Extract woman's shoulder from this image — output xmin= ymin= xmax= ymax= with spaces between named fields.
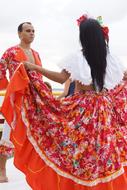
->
xmin=105 ymin=51 xmax=126 ymax=89
xmin=58 ymin=50 xmax=91 ymax=85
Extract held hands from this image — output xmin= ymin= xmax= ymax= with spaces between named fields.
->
xmin=23 ymin=61 xmax=43 ymax=74
xmin=23 ymin=61 xmax=36 ymax=70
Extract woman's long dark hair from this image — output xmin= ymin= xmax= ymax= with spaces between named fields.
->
xmin=79 ymin=18 xmax=107 ymax=92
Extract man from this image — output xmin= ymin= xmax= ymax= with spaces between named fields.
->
xmin=0 ymin=22 xmax=42 ymax=182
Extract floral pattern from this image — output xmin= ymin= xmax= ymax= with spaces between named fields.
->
xmin=20 ymin=71 xmax=127 ymax=185
xmin=0 ymin=46 xmax=42 ymax=156
xmin=0 ymin=144 xmax=14 ymax=158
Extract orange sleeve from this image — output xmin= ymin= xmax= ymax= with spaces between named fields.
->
xmin=0 ymin=50 xmax=9 ymax=90
xmin=0 ymin=78 xmax=8 ymax=90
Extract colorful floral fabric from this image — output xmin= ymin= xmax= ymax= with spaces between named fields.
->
xmin=2 ymin=63 xmax=127 ymax=190
xmin=0 ymin=45 xmax=42 ymax=81
xmin=0 ymin=144 xmax=14 ymax=158
xmin=0 ymin=46 xmax=42 ymax=156
xmin=22 ymin=73 xmax=127 ymax=186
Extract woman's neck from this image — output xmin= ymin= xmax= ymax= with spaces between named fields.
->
xmin=19 ymin=42 xmax=31 ymax=50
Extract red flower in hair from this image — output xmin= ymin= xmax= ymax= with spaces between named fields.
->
xmin=102 ymin=26 xmax=109 ymax=42
xmin=77 ymin=14 xmax=88 ymax=26
xmin=77 ymin=14 xmax=109 ymax=41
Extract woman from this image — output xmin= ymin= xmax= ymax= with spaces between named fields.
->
xmin=57 ymin=79 xmax=75 ymax=99
xmin=1 ymin=15 xmax=127 ymax=190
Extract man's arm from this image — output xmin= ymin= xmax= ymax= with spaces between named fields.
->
xmin=0 ymin=51 xmax=9 ymax=90
xmin=24 ymin=61 xmax=70 ymax=84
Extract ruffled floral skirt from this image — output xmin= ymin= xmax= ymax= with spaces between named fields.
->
xmin=1 ymin=64 xmax=127 ymax=190
xmin=0 ymin=116 xmax=14 ymax=158
xmin=0 ymin=142 xmax=14 ymax=158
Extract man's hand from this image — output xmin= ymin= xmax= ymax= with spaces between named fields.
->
xmin=23 ymin=61 xmax=36 ymax=70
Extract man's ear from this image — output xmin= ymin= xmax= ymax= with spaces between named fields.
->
xmin=18 ymin=31 xmax=22 ymax=39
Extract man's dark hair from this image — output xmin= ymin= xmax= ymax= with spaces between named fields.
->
xmin=18 ymin=22 xmax=32 ymax=32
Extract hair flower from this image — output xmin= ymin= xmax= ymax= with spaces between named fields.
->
xmin=97 ymin=16 xmax=109 ymax=42
xmin=77 ymin=14 xmax=88 ymax=26
xmin=77 ymin=14 xmax=109 ymax=42
xmin=102 ymin=26 xmax=109 ymax=42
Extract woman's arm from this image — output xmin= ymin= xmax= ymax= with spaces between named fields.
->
xmin=24 ymin=61 xmax=70 ymax=84
xmin=57 ymin=79 xmax=71 ymax=99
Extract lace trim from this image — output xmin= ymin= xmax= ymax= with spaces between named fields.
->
xmin=58 ymin=52 xmax=125 ymax=90
xmin=0 ymin=139 xmax=14 ymax=148
xmin=21 ymin=107 xmax=126 ymax=187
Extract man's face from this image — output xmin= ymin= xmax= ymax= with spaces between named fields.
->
xmin=19 ymin=23 xmax=35 ymax=44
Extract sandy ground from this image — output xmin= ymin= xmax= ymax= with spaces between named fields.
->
xmin=0 ymin=158 xmax=31 ymax=190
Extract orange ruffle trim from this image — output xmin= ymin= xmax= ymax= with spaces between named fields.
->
xmin=1 ymin=63 xmax=127 ymax=190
